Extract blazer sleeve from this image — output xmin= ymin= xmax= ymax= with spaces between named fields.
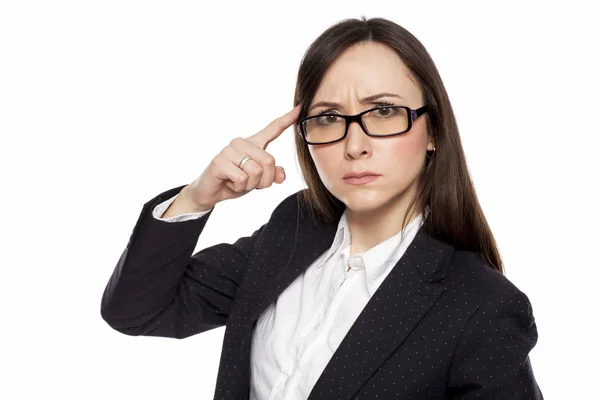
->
xmin=100 ymin=184 xmax=266 ymax=339
xmin=446 ymin=287 xmax=544 ymax=399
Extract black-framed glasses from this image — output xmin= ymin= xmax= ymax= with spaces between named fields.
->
xmin=297 ymin=105 xmax=428 ymax=145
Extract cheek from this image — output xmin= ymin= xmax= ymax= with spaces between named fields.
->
xmin=383 ymin=133 xmax=426 ymax=172
xmin=309 ymin=146 xmax=338 ymax=184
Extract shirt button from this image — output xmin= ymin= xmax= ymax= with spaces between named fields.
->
xmin=348 ymin=255 xmax=364 ymax=270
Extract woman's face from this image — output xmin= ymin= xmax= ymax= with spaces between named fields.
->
xmin=307 ymin=41 xmax=435 ymax=215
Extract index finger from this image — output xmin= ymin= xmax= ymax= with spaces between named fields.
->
xmin=249 ymin=104 xmax=302 ymax=149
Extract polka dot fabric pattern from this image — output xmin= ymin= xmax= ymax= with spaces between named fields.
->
xmin=100 ymin=185 xmax=543 ymax=399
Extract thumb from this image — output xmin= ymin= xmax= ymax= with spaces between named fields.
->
xmin=273 ymin=166 xmax=286 ymax=184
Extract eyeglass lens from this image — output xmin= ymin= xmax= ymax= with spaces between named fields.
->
xmin=302 ymin=107 xmax=409 ymax=143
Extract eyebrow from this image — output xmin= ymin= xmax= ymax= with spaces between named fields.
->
xmin=309 ymin=92 xmax=404 ymax=111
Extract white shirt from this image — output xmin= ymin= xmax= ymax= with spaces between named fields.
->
xmin=153 ymin=193 xmax=425 ymax=400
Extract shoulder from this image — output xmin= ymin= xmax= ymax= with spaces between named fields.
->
xmin=272 ymin=189 xmax=305 ymax=211
xmin=445 ymin=250 xmax=542 ymax=397
xmin=445 ymin=250 xmax=539 ymax=362
xmin=445 ymin=249 xmax=535 ymax=316
xmin=252 ymin=189 xmax=308 ymax=236
xmin=267 ymin=188 xmax=311 ymax=220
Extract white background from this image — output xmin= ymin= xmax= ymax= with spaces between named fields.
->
xmin=1 ymin=1 xmax=598 ymax=399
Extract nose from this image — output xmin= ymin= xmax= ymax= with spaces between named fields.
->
xmin=344 ymin=119 xmax=372 ymax=159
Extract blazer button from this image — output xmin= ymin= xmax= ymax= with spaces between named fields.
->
xmin=417 ymin=282 xmax=437 ymax=296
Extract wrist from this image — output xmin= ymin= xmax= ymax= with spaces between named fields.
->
xmin=181 ymin=185 xmax=214 ymax=213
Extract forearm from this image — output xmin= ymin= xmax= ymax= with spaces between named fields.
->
xmin=100 ymin=185 xmax=215 ymax=337
xmin=161 ymin=185 xmax=213 ymax=218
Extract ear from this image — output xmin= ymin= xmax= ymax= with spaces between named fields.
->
xmin=426 ymin=135 xmax=435 ymax=151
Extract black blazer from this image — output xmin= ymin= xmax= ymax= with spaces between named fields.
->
xmin=101 ymin=184 xmax=543 ymax=400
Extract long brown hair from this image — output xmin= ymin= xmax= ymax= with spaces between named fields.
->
xmin=292 ymin=17 xmax=503 ymax=273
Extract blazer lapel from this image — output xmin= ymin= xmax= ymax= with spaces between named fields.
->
xmin=247 ymin=199 xmax=340 ymax=322
xmin=243 ymin=195 xmax=455 ymax=400
xmin=306 ymin=228 xmax=454 ymax=399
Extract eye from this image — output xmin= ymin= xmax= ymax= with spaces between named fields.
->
xmin=369 ymin=106 xmax=398 ymax=118
xmin=316 ymin=114 xmax=342 ymax=125
xmin=314 ymin=109 xmax=343 ymax=125
xmin=376 ymin=107 xmax=392 ymax=117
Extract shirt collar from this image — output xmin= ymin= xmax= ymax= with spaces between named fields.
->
xmin=321 ymin=206 xmax=429 ymax=296
xmin=321 ymin=209 xmax=351 ymax=262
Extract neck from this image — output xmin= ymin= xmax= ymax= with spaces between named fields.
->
xmin=346 ymin=190 xmax=422 ymax=256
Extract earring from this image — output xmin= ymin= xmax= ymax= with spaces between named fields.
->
xmin=426 ymin=146 xmax=436 ymax=159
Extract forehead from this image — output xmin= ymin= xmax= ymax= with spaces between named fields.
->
xmin=313 ymin=41 xmax=422 ymax=104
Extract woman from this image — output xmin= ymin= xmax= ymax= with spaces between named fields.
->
xmin=101 ymin=17 xmax=543 ymax=399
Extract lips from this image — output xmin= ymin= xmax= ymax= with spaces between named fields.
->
xmin=343 ymin=171 xmax=379 ymax=179
xmin=343 ymin=174 xmax=380 ymax=185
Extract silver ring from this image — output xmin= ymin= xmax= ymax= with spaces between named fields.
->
xmin=238 ymin=155 xmax=252 ymax=170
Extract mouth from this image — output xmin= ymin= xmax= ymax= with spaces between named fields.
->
xmin=342 ymin=172 xmax=380 ymax=185
xmin=343 ymin=171 xmax=379 ymax=179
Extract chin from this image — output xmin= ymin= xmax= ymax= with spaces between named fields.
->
xmin=337 ymin=189 xmax=386 ymax=212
